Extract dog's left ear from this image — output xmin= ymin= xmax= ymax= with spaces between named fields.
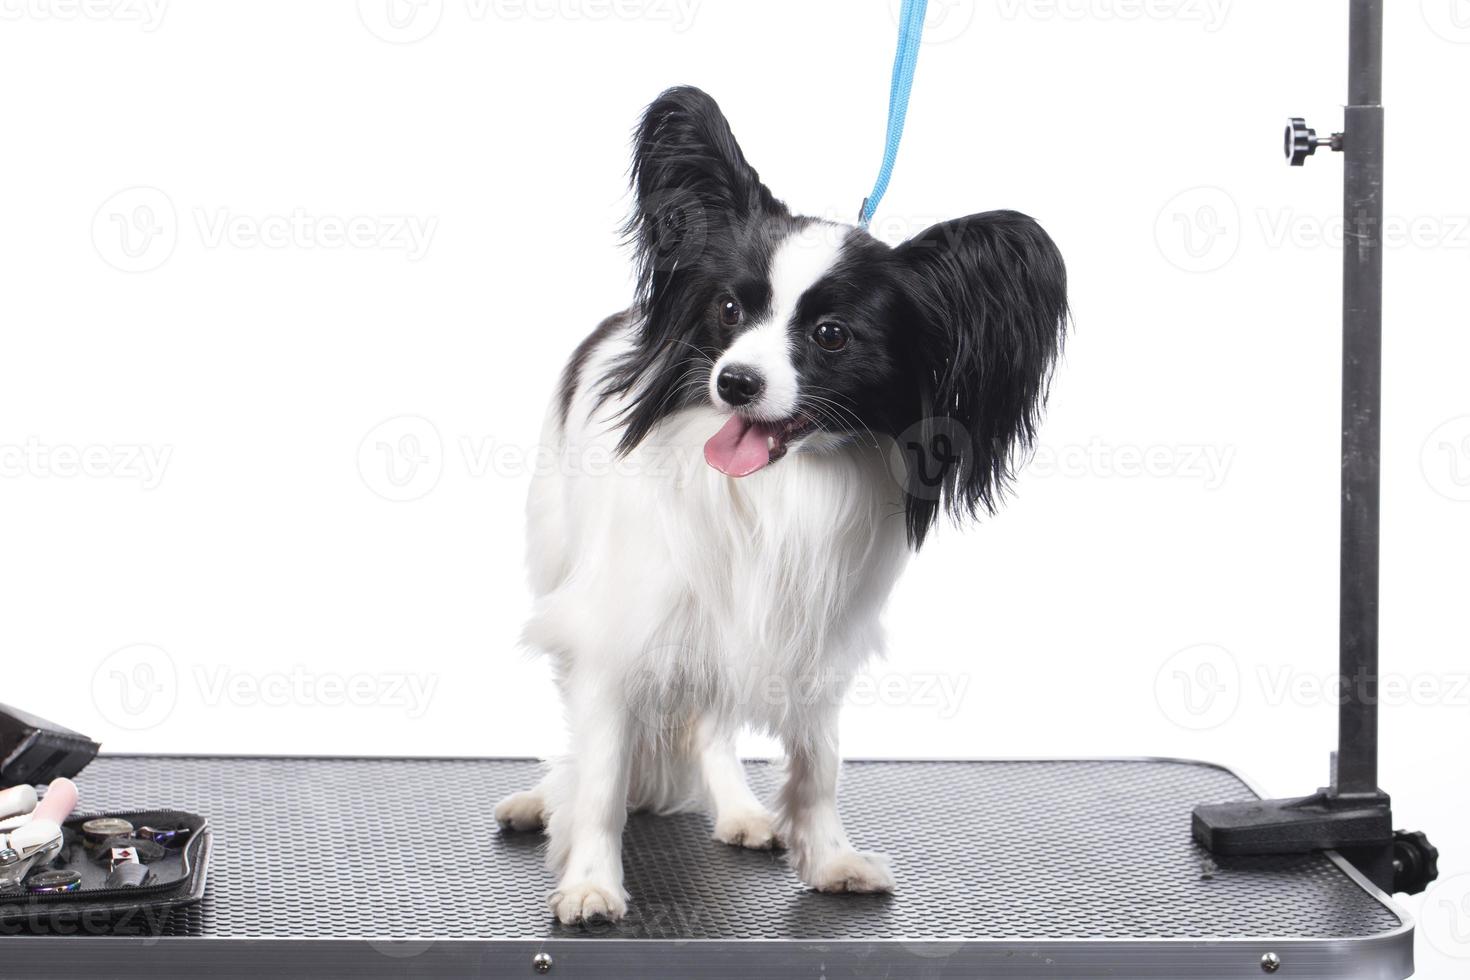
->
xmin=893 ymin=210 xmax=1068 ymax=547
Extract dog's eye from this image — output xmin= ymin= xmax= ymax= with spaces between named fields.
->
xmin=718 ymin=295 xmax=742 ymax=327
xmin=813 ymin=321 xmax=848 ymax=352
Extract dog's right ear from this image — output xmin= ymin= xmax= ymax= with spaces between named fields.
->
xmin=626 ymin=86 xmax=782 ymax=277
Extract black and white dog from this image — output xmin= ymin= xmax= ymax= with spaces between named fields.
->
xmin=496 ymin=86 xmax=1067 ymax=925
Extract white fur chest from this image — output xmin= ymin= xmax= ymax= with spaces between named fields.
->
xmin=524 ymin=399 xmax=909 ymax=735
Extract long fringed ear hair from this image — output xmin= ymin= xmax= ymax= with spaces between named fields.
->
xmin=893 ymin=210 xmax=1069 ymax=547
xmin=608 ymin=86 xmax=786 ymax=454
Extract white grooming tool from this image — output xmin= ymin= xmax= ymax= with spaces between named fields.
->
xmin=6 ymin=818 xmax=60 ymax=855
xmin=0 ymin=824 xmax=62 ymax=889
xmin=0 ymin=785 xmax=37 ymax=822
xmin=0 ymin=778 xmax=76 ymax=890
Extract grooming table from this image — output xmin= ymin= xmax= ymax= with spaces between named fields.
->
xmin=0 ymin=755 xmax=1412 ymax=979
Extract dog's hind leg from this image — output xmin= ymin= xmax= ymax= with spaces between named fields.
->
xmin=700 ymin=725 xmax=781 ymax=851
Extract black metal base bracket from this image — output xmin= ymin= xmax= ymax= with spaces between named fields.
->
xmin=1193 ymin=795 xmax=1439 ymax=896
xmin=1193 ymin=789 xmax=1392 ymax=857
xmin=1192 ymin=761 xmax=1438 ymax=896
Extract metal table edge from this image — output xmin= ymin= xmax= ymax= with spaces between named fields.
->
xmin=0 ymin=934 xmax=1415 ymax=980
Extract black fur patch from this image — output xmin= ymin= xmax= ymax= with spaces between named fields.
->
xmin=558 ymin=309 xmax=630 ymax=428
xmin=582 ymin=86 xmax=1069 ymax=548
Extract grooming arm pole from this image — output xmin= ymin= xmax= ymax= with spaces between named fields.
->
xmin=1336 ymin=0 xmax=1385 ymax=804
xmin=1192 ymin=0 xmax=1438 ymax=896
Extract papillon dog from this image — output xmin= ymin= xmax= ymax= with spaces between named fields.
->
xmin=495 ymin=86 xmax=1068 ymax=925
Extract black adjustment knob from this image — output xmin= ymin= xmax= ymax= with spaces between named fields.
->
xmin=1391 ymin=829 xmax=1440 ymax=895
xmin=1285 ymin=117 xmax=1344 ymax=166
xmin=1286 ymin=117 xmax=1317 ymax=165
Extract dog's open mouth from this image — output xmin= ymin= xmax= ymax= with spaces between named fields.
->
xmin=703 ymin=414 xmax=817 ymax=477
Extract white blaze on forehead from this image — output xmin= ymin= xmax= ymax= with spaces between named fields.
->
xmin=711 ymin=224 xmax=847 ymax=420
xmin=769 ymin=224 xmax=847 ymax=318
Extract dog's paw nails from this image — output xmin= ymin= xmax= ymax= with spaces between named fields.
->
xmin=806 ymin=850 xmax=895 ymax=894
xmin=549 ymin=881 xmax=628 ymax=926
xmin=713 ymin=810 xmax=783 ymax=850
xmin=494 ymin=791 xmax=547 ymax=833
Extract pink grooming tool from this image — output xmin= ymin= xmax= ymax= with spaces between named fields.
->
xmin=31 ymin=778 xmax=78 ymax=825
xmin=6 ymin=778 xmax=78 ymax=854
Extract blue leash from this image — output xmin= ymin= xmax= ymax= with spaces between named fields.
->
xmin=859 ymin=0 xmax=929 ymax=228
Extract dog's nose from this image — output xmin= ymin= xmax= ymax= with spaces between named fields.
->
xmin=716 ymin=365 xmax=765 ymax=407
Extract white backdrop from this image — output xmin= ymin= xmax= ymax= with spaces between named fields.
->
xmin=1 ymin=1 xmax=1466 ymax=971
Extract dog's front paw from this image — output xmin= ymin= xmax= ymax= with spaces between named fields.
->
xmin=804 ymin=850 xmax=895 ymax=894
xmin=549 ymin=880 xmax=628 ymax=926
xmin=494 ymin=790 xmax=547 ymax=833
xmin=713 ymin=809 xmax=783 ymax=850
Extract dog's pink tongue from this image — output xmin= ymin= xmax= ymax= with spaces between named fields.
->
xmin=704 ymin=415 xmax=774 ymax=477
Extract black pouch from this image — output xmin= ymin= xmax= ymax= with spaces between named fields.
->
xmin=0 ymin=809 xmax=210 ymax=935
xmin=0 ymin=704 xmax=100 ymax=786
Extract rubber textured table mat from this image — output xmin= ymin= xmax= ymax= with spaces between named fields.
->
xmin=52 ymin=754 xmax=1403 ymax=942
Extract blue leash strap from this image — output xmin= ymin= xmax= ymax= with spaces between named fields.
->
xmin=859 ymin=0 xmax=929 ymax=228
